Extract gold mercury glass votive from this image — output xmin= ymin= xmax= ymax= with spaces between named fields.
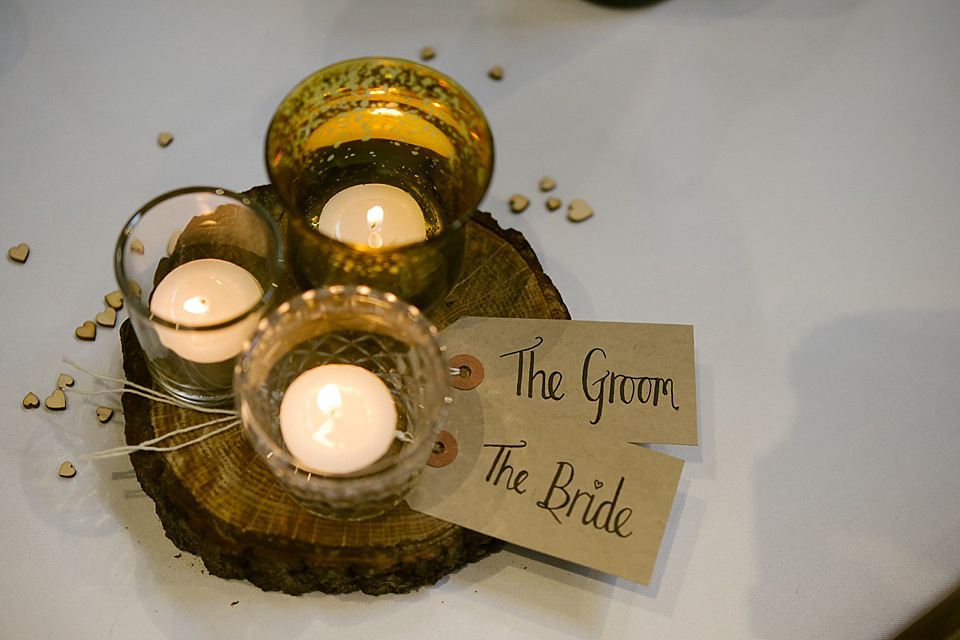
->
xmin=234 ymin=286 xmax=451 ymax=520
xmin=265 ymin=57 xmax=494 ymax=311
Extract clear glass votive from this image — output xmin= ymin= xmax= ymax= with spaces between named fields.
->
xmin=115 ymin=186 xmax=284 ymax=406
xmin=234 ymin=286 xmax=450 ymax=521
xmin=265 ymin=57 xmax=495 ymax=311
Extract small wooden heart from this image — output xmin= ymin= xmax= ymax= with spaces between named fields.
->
xmin=45 ymin=389 xmax=67 ymax=411
xmin=58 ymin=461 xmax=77 ymax=478
xmin=7 ymin=243 xmax=29 ymax=263
xmin=157 ymin=132 xmax=174 ymax=147
xmin=75 ymin=320 xmax=96 ymax=341
xmin=128 ymin=280 xmax=142 ymax=299
xmin=104 ymin=290 xmax=124 ymax=310
xmin=167 ymin=230 xmax=181 ymax=256
xmin=545 ymin=197 xmax=562 ymax=212
xmin=130 ymin=238 xmax=145 ymax=255
xmin=95 ymin=306 xmax=117 ymax=328
xmin=539 ymin=176 xmax=557 ymax=192
xmin=509 ymin=195 xmax=530 ymax=213
xmin=57 ymin=373 xmax=74 ymax=389
xmin=567 ymin=198 xmax=594 ymax=223
xmin=22 ymin=392 xmax=40 ymax=409
xmin=593 ymin=479 xmax=604 ymax=490
xmin=96 ymin=407 xmax=114 ymax=424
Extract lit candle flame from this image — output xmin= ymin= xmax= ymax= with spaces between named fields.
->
xmin=315 ymin=383 xmax=343 ymax=415
xmin=311 ymin=383 xmax=343 ymax=448
xmin=366 ymin=205 xmax=384 ymax=230
xmin=367 ymin=205 xmax=385 ymax=248
xmin=182 ymin=296 xmax=209 ymax=315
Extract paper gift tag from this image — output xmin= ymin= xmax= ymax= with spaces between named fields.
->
xmin=407 ymin=388 xmax=684 ymax=585
xmin=408 ymin=316 xmax=693 ymax=584
xmin=440 ymin=317 xmax=697 ymax=445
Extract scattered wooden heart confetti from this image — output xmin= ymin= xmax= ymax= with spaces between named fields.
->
xmin=75 ymin=320 xmax=97 ymax=341
xmin=157 ymin=132 xmax=174 ymax=147
xmin=7 ymin=243 xmax=29 ymax=263
xmin=104 ymin=290 xmax=124 ymax=310
xmin=545 ymin=197 xmax=562 ymax=211
xmin=96 ymin=407 xmax=114 ymax=424
xmin=539 ymin=176 xmax=557 ymax=192
xmin=45 ymin=389 xmax=67 ymax=411
xmin=566 ymin=198 xmax=594 ymax=223
xmin=509 ymin=195 xmax=530 ymax=213
xmin=129 ymin=280 xmax=142 ymax=299
xmin=22 ymin=392 xmax=40 ymax=409
xmin=488 ymin=66 xmax=504 ymax=81
xmin=57 ymin=373 xmax=74 ymax=389
xmin=130 ymin=238 xmax=145 ymax=255
xmin=95 ymin=306 xmax=117 ymax=328
xmin=420 ymin=46 xmax=436 ymax=61
xmin=58 ymin=461 xmax=77 ymax=478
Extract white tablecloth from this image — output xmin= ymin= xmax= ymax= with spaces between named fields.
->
xmin=2 ymin=1 xmax=958 ymax=638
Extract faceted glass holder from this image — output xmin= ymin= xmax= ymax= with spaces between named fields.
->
xmin=234 ymin=286 xmax=451 ymax=520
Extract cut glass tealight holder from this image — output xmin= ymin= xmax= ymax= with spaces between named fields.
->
xmin=234 ymin=285 xmax=451 ymax=521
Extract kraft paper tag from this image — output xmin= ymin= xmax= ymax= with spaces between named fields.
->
xmin=440 ymin=317 xmax=697 ymax=445
xmin=406 ymin=392 xmax=684 ymax=585
xmin=406 ymin=317 xmax=693 ymax=585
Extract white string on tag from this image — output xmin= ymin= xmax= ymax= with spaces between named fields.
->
xmin=82 ymin=417 xmax=242 ymax=459
xmin=62 ymin=357 xmax=415 ymax=459
xmin=62 ymin=357 xmax=243 ymax=459
xmin=62 ymin=357 xmax=237 ymax=415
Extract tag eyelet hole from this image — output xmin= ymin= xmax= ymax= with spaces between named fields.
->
xmin=450 ymin=354 xmax=483 ymax=390
xmin=427 ymin=431 xmax=458 ymax=468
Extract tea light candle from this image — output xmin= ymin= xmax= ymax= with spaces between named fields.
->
xmin=150 ymin=258 xmax=263 ymax=363
xmin=317 ymin=183 xmax=426 ymax=249
xmin=279 ymin=364 xmax=398 ymax=475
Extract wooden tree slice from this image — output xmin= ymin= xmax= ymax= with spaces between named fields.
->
xmin=121 ymin=185 xmax=570 ymax=595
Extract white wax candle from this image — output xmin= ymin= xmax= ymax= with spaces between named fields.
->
xmin=279 ymin=364 xmax=397 ymax=475
xmin=317 ymin=183 xmax=426 ymax=249
xmin=149 ymin=258 xmax=263 ymax=363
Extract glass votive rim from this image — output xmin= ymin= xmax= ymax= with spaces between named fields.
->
xmin=233 ymin=285 xmax=451 ymax=515
xmin=114 ymin=186 xmax=285 ymax=333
